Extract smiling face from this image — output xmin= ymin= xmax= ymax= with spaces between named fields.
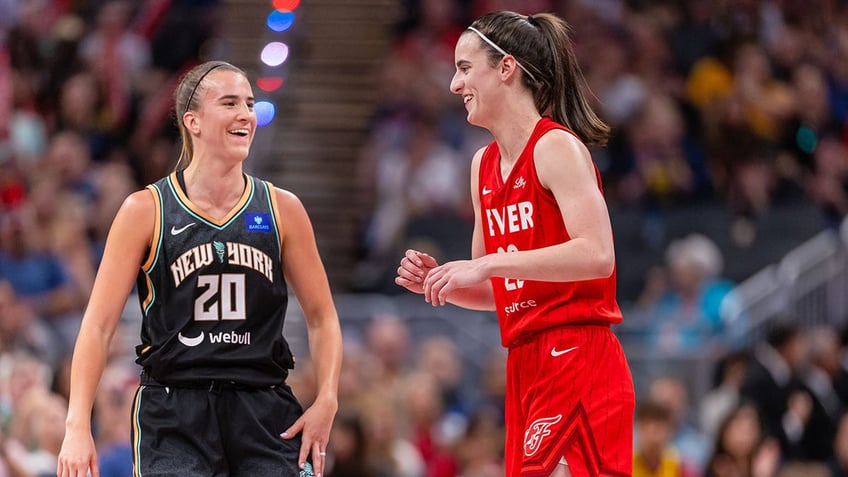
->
xmin=450 ymin=32 xmax=503 ymax=128
xmin=185 ymin=69 xmax=257 ymax=163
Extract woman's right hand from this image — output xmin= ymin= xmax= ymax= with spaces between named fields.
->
xmin=395 ymin=249 xmax=439 ymax=294
xmin=57 ymin=428 xmax=99 ymax=477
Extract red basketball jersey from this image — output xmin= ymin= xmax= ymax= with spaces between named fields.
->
xmin=479 ymin=117 xmax=623 ymax=347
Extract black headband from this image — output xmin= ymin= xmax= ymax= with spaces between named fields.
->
xmin=184 ymin=63 xmax=225 ymax=115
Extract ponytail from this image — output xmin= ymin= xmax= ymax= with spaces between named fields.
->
xmin=532 ymin=15 xmax=609 ymax=146
xmin=468 ymin=11 xmax=610 ymax=146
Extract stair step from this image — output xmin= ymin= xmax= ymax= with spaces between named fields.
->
xmin=223 ymin=0 xmax=398 ymax=290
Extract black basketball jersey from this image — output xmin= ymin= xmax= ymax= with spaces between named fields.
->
xmin=135 ymin=172 xmax=294 ymax=386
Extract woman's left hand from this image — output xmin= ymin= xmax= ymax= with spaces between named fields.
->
xmin=280 ymin=395 xmax=337 ymax=476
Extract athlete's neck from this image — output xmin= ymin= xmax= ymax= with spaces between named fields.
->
xmin=181 ymin=164 xmax=246 ymax=219
xmin=492 ymin=113 xmax=542 ymax=167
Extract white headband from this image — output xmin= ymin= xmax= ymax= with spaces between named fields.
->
xmin=467 ymin=26 xmax=538 ymax=84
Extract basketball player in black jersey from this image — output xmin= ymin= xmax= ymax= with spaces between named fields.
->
xmin=58 ymin=61 xmax=343 ymax=477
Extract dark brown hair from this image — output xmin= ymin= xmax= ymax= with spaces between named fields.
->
xmin=467 ymin=11 xmax=610 ymax=146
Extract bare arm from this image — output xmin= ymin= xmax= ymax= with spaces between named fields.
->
xmin=58 ymin=190 xmax=154 ymax=477
xmin=275 ymin=188 xmax=341 ymax=476
xmin=423 ymin=132 xmax=615 ymax=306
xmin=480 ymin=129 xmax=615 ymax=281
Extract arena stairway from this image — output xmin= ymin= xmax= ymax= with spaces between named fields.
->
xmin=222 ymin=0 xmax=400 ymax=290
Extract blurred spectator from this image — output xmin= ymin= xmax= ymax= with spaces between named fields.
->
xmin=667 ymin=0 xmax=721 ymax=77
xmin=391 ymin=0 xmax=462 ymax=90
xmin=453 ymin=408 xmax=503 ymax=477
xmin=4 ymin=352 xmax=53 ymax=436
xmin=54 ymin=70 xmax=115 ymax=161
xmin=147 ymin=1 xmax=221 ymax=73
xmin=804 ymin=134 xmax=848 ymax=229
xmin=41 ymin=13 xmax=87 ymax=117
xmin=613 ymin=92 xmax=704 ymax=210
xmin=783 ymin=63 xmax=840 ymax=178
xmin=357 ymin=390 xmax=425 ymax=477
xmin=704 ymin=402 xmax=781 ymax=477
xmin=9 ymin=67 xmax=48 ymax=168
xmin=0 ymin=281 xmax=59 ymax=368
xmin=4 ymin=388 xmax=67 ymax=477
xmin=334 ymin=341 xmax=382 ymax=407
xmin=37 ymin=130 xmax=96 ymax=201
xmin=414 ymin=336 xmax=466 ymax=416
xmin=633 ymin=399 xmax=698 ymax=477
xmin=647 ymin=376 xmax=710 ymax=471
xmin=404 ymin=371 xmax=458 ymax=477
xmin=367 ymin=313 xmax=414 ymax=388
xmin=797 ymin=325 xmax=843 ymax=462
xmin=471 ymin=349 xmax=506 ymax=428
xmin=326 ymin=410 xmax=377 ymax=477
xmin=79 ymin=0 xmax=150 ymax=129
xmin=349 ymin=315 xmax=427 ymax=475
xmin=48 ymin=194 xmax=96 ymax=296
xmin=641 ymin=233 xmax=735 ymax=352
xmin=358 ymin=112 xmax=468 ymax=287
xmin=0 ymin=203 xmax=84 ymax=327
xmin=624 ymin=11 xmax=682 ymax=98
xmin=94 ymin=363 xmax=138 ymax=477
xmin=740 ymin=322 xmax=812 ymax=460
xmin=730 ymin=43 xmax=795 ymax=145
xmin=587 ymin=31 xmax=646 ymax=130
xmin=700 ymin=350 xmax=750 ymax=444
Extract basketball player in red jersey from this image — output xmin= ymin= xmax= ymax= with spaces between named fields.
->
xmin=396 ymin=11 xmax=635 ymax=477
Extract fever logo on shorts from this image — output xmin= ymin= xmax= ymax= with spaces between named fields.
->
xmin=524 ymin=414 xmax=562 ymax=457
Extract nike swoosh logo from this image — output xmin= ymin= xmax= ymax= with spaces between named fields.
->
xmin=177 ymin=331 xmax=204 ymax=347
xmin=551 ymin=346 xmax=578 ymax=357
xmin=482 ymin=186 xmax=492 ymax=195
xmin=170 ymin=223 xmax=196 ymax=235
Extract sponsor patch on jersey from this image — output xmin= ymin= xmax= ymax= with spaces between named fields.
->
xmin=245 ymin=213 xmax=272 ymax=233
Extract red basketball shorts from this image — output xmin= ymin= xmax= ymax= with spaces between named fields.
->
xmin=504 ymin=325 xmax=635 ymax=477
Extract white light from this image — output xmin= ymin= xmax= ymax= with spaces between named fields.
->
xmin=260 ymin=42 xmax=289 ymax=67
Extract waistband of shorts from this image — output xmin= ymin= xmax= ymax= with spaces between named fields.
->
xmin=507 ymin=321 xmax=611 ymax=348
xmin=140 ymin=370 xmax=281 ymax=391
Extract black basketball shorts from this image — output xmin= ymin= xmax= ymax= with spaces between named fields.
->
xmin=130 ymin=382 xmax=311 ymax=476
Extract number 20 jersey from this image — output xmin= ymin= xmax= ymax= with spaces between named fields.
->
xmin=135 ymin=172 xmax=294 ymax=386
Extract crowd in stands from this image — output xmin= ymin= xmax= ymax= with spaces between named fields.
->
xmin=355 ymin=0 xmax=848 ymax=298
xmin=0 ymin=0 xmax=223 ymax=475
xmin=3 ymin=0 xmax=848 ymax=476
